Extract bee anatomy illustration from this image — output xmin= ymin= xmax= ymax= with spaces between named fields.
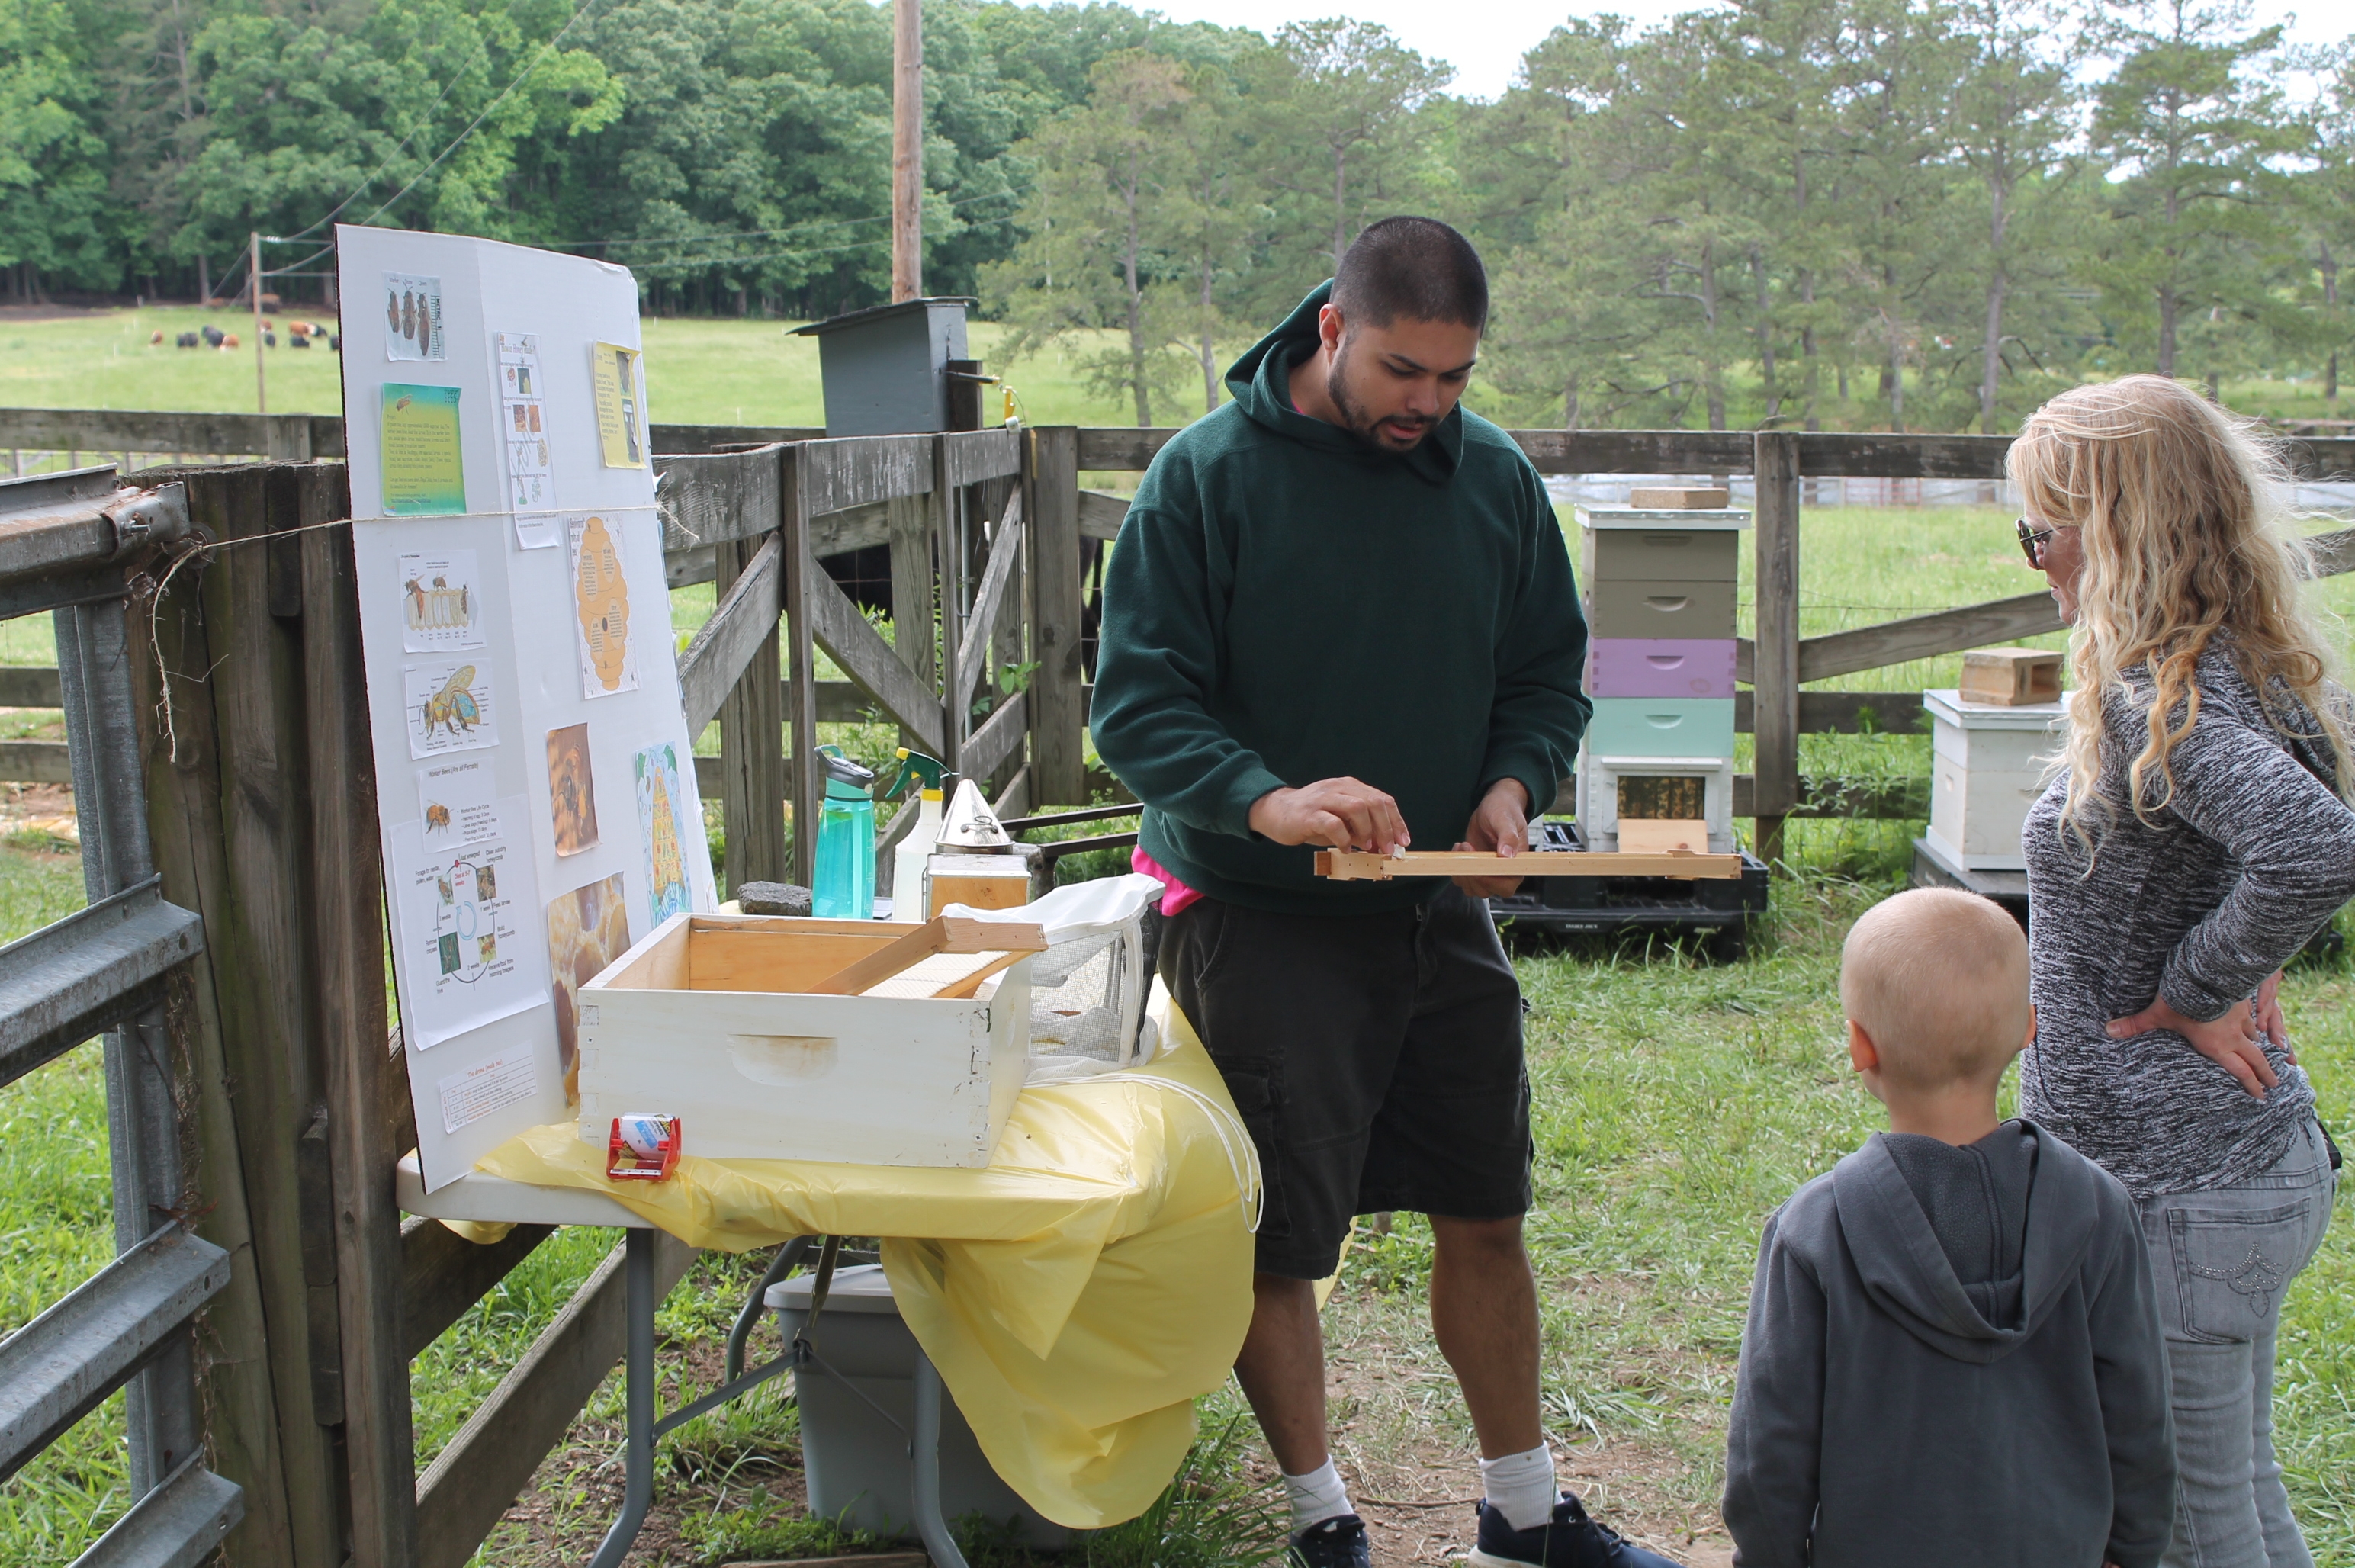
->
xmin=421 ymin=666 xmax=482 ymax=741
xmin=425 ymin=802 xmax=453 ymax=834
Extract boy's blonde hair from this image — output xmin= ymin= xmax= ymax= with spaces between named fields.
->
xmin=1840 ymin=889 xmax=2030 ymax=1091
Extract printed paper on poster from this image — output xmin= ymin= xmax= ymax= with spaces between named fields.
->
xmin=404 ymin=658 xmax=497 ymax=759
xmin=388 ymin=818 xmax=544 ymax=1049
xmin=381 ymin=384 xmax=466 ymax=516
xmin=568 ymin=516 xmax=641 ymax=699
xmin=417 ymin=757 xmax=504 ymax=844
xmin=545 ymin=722 xmax=600 ymax=854
xmin=384 ymin=272 xmax=447 ymax=361
xmin=545 ymin=873 xmax=630 ymax=1107
xmin=397 ymin=549 xmax=485 ymax=652
xmin=634 ymin=743 xmax=692 ymax=930
xmin=591 ymin=342 xmax=647 ymax=468
xmin=496 ymin=332 xmax=554 ymax=518
xmin=438 ymin=1048 xmax=539 ymax=1135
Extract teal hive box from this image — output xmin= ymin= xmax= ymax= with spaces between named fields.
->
xmin=1585 ymin=696 xmax=1737 ymax=759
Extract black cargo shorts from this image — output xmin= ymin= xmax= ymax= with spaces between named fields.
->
xmin=1155 ymin=884 xmax=1533 ymax=1280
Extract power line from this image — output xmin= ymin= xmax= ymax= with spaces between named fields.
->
xmin=558 ymin=184 xmax=1031 ymax=252
xmin=275 ymin=37 xmax=503 ymax=245
xmin=352 ymin=0 xmax=609 ymax=230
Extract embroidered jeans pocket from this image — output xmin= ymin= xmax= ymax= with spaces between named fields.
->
xmin=2164 ymin=1199 xmax=2313 ymax=1343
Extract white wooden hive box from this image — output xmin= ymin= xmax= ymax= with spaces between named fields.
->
xmin=576 ymin=914 xmax=1032 ymax=1168
xmin=1922 ymin=689 xmax=2066 ymax=871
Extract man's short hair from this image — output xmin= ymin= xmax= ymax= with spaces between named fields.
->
xmin=1839 ymin=888 xmax=2031 ymax=1091
xmin=1332 ymin=217 xmax=1488 ymax=333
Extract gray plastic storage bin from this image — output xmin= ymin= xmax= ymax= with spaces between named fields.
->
xmin=768 ymin=1264 xmax=1069 ymax=1547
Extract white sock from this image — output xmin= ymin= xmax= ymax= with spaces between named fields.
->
xmin=1480 ymin=1443 xmax=1559 ymax=1532
xmin=1282 ymin=1458 xmax=1353 ymax=1534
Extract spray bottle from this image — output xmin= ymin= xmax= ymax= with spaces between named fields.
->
xmin=887 ymin=749 xmax=946 ymax=922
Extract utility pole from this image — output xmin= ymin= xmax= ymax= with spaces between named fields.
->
xmin=892 ymin=0 xmax=922 ymax=303
xmin=251 ymin=231 xmax=266 ymax=414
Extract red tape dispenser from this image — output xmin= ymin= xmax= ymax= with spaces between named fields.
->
xmin=607 ymin=1113 xmax=682 ymax=1181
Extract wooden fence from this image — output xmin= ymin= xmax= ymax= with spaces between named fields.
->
xmin=10 ymin=407 xmax=2355 ymax=863
xmin=7 ymin=410 xmax=2353 ymax=1566
xmin=93 ymin=426 xmax=1053 ymax=1568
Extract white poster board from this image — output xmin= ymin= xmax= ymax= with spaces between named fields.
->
xmin=337 ymin=225 xmax=719 ymax=1190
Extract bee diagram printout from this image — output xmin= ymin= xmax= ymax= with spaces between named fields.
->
xmin=568 ymin=514 xmax=640 ymax=698
xmin=339 ymin=223 xmax=719 ymax=1189
xmin=398 ymin=549 xmax=485 ymax=651
xmin=496 ymin=331 xmax=556 ymax=531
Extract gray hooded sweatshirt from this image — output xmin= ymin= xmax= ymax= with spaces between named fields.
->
xmin=1724 ymin=1120 xmax=2176 ymax=1568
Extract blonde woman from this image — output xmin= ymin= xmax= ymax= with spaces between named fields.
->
xmin=2013 ymin=374 xmax=2350 ymax=1568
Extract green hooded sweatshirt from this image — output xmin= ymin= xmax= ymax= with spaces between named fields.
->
xmin=1091 ymin=281 xmax=1591 ymax=914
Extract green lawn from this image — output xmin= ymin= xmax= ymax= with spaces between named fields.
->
xmin=0 ymin=306 xmax=1149 ymax=432
xmin=3 ymin=331 xmax=2353 ymax=1560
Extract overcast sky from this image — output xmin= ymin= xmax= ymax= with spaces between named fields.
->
xmin=1084 ymin=0 xmax=2344 ymax=101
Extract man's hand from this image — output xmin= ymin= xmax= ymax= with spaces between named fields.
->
xmin=2108 ymin=989 xmax=2280 ymax=1099
xmin=1249 ymin=777 xmax=1410 ymax=853
xmin=1452 ymin=779 xmax=1531 ymax=898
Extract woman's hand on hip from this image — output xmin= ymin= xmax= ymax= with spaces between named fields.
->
xmin=2108 ymin=991 xmax=2280 ymax=1097
xmin=2255 ymin=968 xmax=2293 ymax=1062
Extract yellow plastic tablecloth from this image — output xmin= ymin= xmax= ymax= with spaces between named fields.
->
xmin=472 ymin=1008 xmax=1255 ymax=1530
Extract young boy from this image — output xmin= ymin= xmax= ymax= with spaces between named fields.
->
xmin=1722 ymin=888 xmax=2177 ymax=1568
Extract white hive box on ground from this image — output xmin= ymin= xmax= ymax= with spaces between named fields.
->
xmin=1924 ymin=689 xmax=2066 ymax=871
xmin=576 ymin=914 xmax=1033 ymax=1166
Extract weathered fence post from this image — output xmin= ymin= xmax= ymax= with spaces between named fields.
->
xmin=782 ymin=444 xmax=821 ymax=888
xmin=294 ymin=468 xmax=416 ymax=1567
xmin=1752 ymin=430 xmax=1802 ymax=865
xmin=1026 ymin=427 xmax=1086 ymax=806
xmin=716 ymin=514 xmax=789 ymax=893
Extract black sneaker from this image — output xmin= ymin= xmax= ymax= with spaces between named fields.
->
xmin=1467 ymin=1492 xmax=1679 ymax=1568
xmin=1293 ymin=1512 xmax=1371 ymax=1568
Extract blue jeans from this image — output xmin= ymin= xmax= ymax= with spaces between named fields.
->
xmin=2140 ymin=1120 xmax=2339 ymax=1568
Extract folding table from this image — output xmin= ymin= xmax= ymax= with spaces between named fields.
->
xmin=397 ymin=1155 xmax=973 ymax=1568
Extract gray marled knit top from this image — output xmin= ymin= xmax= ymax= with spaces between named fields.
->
xmin=2021 ymin=647 xmax=2355 ymax=1199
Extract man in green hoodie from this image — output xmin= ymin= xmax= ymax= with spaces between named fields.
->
xmin=1094 ymin=220 xmax=1666 ymax=1568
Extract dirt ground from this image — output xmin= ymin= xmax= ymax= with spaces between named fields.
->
xmin=459 ymin=1277 xmax=1736 ymax=1568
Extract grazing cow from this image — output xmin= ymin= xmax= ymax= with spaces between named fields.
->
xmin=175 ymin=332 xmax=199 ymax=349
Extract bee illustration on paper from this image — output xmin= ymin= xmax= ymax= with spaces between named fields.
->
xmin=425 ymin=802 xmax=453 ymax=834
xmin=420 ymin=666 xmax=481 ymax=740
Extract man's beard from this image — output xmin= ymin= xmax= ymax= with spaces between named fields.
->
xmin=1327 ymin=340 xmax=1436 ymax=452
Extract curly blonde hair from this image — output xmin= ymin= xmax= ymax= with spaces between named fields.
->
xmin=2006 ymin=374 xmax=2351 ymax=847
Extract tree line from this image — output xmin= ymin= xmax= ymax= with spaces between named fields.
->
xmin=3 ymin=0 xmax=2352 ymax=432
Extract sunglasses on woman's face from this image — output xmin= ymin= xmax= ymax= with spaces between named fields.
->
xmin=2017 ymin=517 xmax=2059 ymax=568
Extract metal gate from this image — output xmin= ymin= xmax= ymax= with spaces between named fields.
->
xmin=0 ymin=465 xmax=242 ymax=1563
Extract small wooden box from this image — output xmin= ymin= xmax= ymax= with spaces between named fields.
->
xmin=927 ymin=853 xmax=1031 ymax=915
xmin=576 ymin=914 xmax=1031 ymax=1167
xmin=1960 ymin=648 xmax=2062 ymax=706
xmin=1627 ymin=486 xmax=1732 ymax=509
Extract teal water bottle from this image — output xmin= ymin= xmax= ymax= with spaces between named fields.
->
xmin=811 ymin=747 xmax=877 ymax=919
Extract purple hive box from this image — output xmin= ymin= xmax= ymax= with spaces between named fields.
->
xmin=1588 ymin=638 xmax=1738 ymax=699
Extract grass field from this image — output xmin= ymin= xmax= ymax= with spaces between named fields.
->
xmin=0 ymin=305 xmax=1150 ymax=433
xmin=2 ymin=313 xmax=2353 ymax=1562
xmin=4 ymin=300 xmax=2347 ymax=442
